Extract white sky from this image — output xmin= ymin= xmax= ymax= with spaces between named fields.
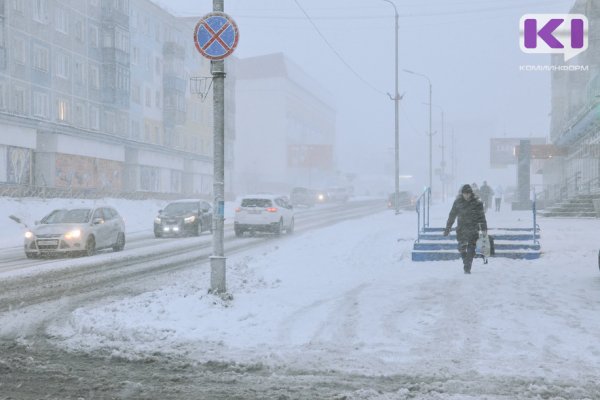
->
xmin=154 ymin=0 xmax=575 ymax=191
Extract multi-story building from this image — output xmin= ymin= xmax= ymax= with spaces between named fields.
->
xmin=546 ymin=0 xmax=600 ymax=200
xmin=0 ymin=0 xmax=235 ymax=197
xmin=234 ymin=53 xmax=336 ymax=195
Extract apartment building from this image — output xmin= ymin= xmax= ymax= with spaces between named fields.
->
xmin=0 ymin=0 xmax=235 ymax=196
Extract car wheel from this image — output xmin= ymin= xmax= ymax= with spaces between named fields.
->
xmin=196 ymin=221 xmax=203 ymax=236
xmin=84 ymin=236 xmax=96 ymax=257
xmin=25 ymin=252 xmax=38 ymax=259
xmin=113 ymin=232 xmax=125 ymax=252
xmin=154 ymin=231 xmax=162 ymax=238
xmin=287 ymin=218 xmax=295 ymax=235
xmin=234 ymin=227 xmax=243 ymax=238
xmin=274 ymin=219 xmax=283 ymax=236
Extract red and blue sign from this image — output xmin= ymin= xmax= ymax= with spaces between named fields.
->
xmin=194 ymin=12 xmax=239 ymax=61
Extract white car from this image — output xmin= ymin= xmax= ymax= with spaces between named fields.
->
xmin=234 ymin=194 xmax=295 ymax=237
xmin=24 ymin=207 xmax=126 ymax=258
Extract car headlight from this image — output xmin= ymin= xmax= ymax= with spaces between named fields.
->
xmin=154 ymin=217 xmax=162 ymax=224
xmin=184 ymin=215 xmax=196 ymax=224
xmin=64 ymin=229 xmax=82 ymax=240
xmin=24 ymin=231 xmax=33 ymax=239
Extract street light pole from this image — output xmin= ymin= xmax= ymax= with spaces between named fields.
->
xmin=403 ymin=69 xmax=433 ymax=194
xmin=382 ymin=0 xmax=400 ymax=215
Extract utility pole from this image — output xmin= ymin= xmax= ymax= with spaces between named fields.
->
xmin=382 ymin=0 xmax=400 ymax=215
xmin=451 ymin=127 xmax=456 ymax=196
xmin=440 ymin=110 xmax=445 ymax=202
xmin=211 ymin=0 xmax=226 ymax=293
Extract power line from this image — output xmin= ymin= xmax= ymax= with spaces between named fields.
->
xmin=291 ymin=0 xmax=386 ymax=96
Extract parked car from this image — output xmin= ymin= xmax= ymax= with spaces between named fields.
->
xmin=327 ymin=187 xmax=350 ymax=203
xmin=24 ymin=207 xmax=126 ymax=258
xmin=387 ymin=191 xmax=414 ymax=210
xmin=154 ymin=199 xmax=213 ymax=238
xmin=234 ymin=194 xmax=295 ymax=237
xmin=290 ymin=187 xmax=316 ymax=207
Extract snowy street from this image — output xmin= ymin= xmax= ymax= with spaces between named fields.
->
xmin=2 ymin=200 xmax=599 ymax=399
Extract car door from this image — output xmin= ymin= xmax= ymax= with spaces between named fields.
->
xmin=104 ymin=208 xmax=120 ymax=245
xmin=91 ymin=208 xmax=109 ymax=248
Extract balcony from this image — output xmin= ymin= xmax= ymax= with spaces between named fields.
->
xmin=163 ymin=42 xmax=185 ymax=60
xmin=102 ymin=3 xmax=129 ymax=28
xmin=163 ymin=75 xmax=186 ymax=93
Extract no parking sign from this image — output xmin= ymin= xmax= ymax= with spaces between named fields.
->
xmin=194 ymin=12 xmax=239 ymax=61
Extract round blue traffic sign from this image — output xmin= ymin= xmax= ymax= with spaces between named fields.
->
xmin=194 ymin=12 xmax=239 ymax=61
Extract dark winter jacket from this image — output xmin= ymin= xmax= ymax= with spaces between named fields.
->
xmin=445 ymin=195 xmax=487 ymax=243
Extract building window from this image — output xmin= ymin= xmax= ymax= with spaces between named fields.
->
xmin=74 ymin=102 xmax=85 ymax=127
xmin=89 ymin=105 xmax=100 ymax=130
xmin=155 ymin=57 xmax=161 ymax=75
xmin=89 ymin=64 xmax=100 ymax=89
xmin=33 ymin=45 xmax=49 ymax=72
xmin=75 ymin=20 xmax=84 ymax=42
xmin=13 ymin=38 xmax=26 ymax=65
xmin=89 ymin=25 xmax=99 ymax=48
xmin=145 ymin=87 xmax=151 ymax=107
xmin=132 ymin=83 xmax=141 ymax=104
xmin=132 ymin=46 xmax=139 ymax=65
xmin=74 ymin=60 xmax=85 ymax=85
xmin=57 ymin=98 xmax=69 ymax=122
xmin=115 ymin=29 xmax=129 ymax=53
xmin=12 ymin=87 xmax=27 ymax=115
xmin=0 ymin=83 xmax=6 ymax=110
xmin=12 ymin=0 xmax=25 ymax=14
xmin=55 ymin=53 xmax=70 ymax=79
xmin=131 ymin=120 xmax=140 ymax=139
xmin=55 ymin=8 xmax=68 ymax=34
xmin=33 ymin=0 xmax=49 ymax=23
xmin=104 ymin=110 xmax=115 ymax=133
xmin=155 ymin=90 xmax=160 ymax=108
xmin=33 ymin=92 xmax=49 ymax=118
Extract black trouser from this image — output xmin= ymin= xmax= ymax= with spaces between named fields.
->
xmin=458 ymin=240 xmax=476 ymax=272
xmin=495 ymin=197 xmax=501 ymax=211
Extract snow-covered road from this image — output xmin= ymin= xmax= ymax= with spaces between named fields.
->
xmin=35 ymin=204 xmax=600 ymax=399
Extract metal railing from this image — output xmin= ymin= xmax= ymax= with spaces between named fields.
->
xmin=415 ymin=187 xmax=431 ymax=243
xmin=532 ymin=190 xmax=540 ymax=245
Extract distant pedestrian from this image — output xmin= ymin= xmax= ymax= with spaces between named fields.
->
xmin=479 ymin=181 xmax=494 ymax=212
xmin=444 ymin=184 xmax=488 ymax=274
xmin=471 ymin=182 xmax=480 ymax=198
xmin=494 ymin=185 xmax=504 ymax=212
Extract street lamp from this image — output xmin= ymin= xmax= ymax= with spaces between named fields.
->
xmin=431 ymin=104 xmax=446 ymax=202
xmin=382 ymin=0 xmax=401 ymax=215
xmin=403 ymin=69 xmax=433 ymax=195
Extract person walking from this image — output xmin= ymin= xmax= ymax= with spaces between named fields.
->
xmin=494 ymin=185 xmax=504 ymax=212
xmin=443 ymin=184 xmax=488 ymax=274
xmin=479 ymin=181 xmax=494 ymax=212
xmin=471 ymin=182 xmax=480 ymax=198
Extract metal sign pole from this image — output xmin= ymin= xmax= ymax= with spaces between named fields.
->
xmin=210 ymin=0 xmax=226 ymax=293
xmin=193 ymin=0 xmax=238 ymax=294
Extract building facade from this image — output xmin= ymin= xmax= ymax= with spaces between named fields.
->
xmin=0 ymin=0 xmax=235 ymax=197
xmin=546 ymin=0 xmax=600 ymax=201
xmin=234 ymin=53 xmax=336 ymax=195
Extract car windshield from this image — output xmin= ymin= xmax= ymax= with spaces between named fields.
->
xmin=163 ymin=202 xmax=198 ymax=214
xmin=43 ymin=209 xmax=92 ymax=224
xmin=41 ymin=209 xmax=68 ymax=224
xmin=241 ymin=199 xmax=272 ymax=208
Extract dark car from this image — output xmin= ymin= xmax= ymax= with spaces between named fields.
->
xmin=154 ymin=200 xmax=213 ymax=238
xmin=387 ymin=192 xmax=414 ymax=210
xmin=290 ymin=187 xmax=316 ymax=207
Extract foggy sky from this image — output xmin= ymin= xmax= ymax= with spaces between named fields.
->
xmin=153 ymin=0 xmax=575 ymax=192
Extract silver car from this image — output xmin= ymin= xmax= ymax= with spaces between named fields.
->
xmin=24 ymin=207 xmax=126 ymax=258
